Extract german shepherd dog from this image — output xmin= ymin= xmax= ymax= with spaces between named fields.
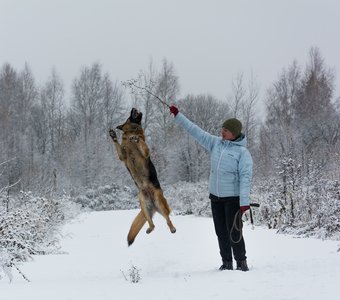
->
xmin=109 ymin=108 xmax=176 ymax=246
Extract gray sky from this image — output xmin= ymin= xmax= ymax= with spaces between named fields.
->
xmin=1 ymin=0 xmax=340 ymax=111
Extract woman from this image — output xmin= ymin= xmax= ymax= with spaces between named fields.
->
xmin=170 ymin=105 xmax=253 ymax=271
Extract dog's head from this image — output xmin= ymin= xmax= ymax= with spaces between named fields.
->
xmin=116 ymin=108 xmax=143 ymax=131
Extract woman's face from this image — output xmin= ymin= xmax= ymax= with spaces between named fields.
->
xmin=221 ymin=127 xmax=236 ymax=141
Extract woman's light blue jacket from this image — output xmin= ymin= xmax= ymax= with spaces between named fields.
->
xmin=174 ymin=112 xmax=253 ymax=206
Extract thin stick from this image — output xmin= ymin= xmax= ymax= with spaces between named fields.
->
xmin=123 ymin=80 xmax=170 ymax=108
xmin=120 ymin=269 xmax=128 ymax=281
xmin=0 ymin=157 xmax=16 ymax=168
xmin=0 ymin=178 xmax=21 ymax=194
xmin=12 ymin=262 xmax=30 ymax=282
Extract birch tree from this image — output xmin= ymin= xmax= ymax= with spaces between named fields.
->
xmin=0 ymin=64 xmax=22 ymax=194
xmin=130 ymin=60 xmax=159 ymax=134
xmin=154 ymin=58 xmax=180 ymax=142
xmin=227 ymin=72 xmax=259 ymax=149
xmin=292 ymin=47 xmax=337 ymax=174
xmin=71 ymin=63 xmax=104 ymax=186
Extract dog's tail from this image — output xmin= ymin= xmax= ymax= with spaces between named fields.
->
xmin=127 ymin=210 xmax=147 ymax=246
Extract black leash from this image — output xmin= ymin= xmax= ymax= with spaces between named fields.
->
xmin=230 ymin=203 xmax=260 ymax=244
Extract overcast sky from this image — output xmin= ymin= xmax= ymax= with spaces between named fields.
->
xmin=1 ymin=0 xmax=340 ymax=112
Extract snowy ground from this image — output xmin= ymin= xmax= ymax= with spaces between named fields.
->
xmin=1 ymin=210 xmax=339 ymax=300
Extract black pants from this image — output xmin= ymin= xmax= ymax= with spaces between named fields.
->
xmin=210 ymin=196 xmax=247 ymax=264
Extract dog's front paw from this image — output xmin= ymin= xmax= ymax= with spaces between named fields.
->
xmin=129 ymin=135 xmax=139 ymax=143
xmin=109 ymin=129 xmax=117 ymax=141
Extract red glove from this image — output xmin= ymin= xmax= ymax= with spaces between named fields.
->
xmin=170 ymin=105 xmax=179 ymax=116
xmin=240 ymin=206 xmax=250 ymax=214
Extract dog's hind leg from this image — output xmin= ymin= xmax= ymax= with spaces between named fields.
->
xmin=138 ymin=191 xmax=155 ymax=234
xmin=154 ymin=189 xmax=176 ymax=234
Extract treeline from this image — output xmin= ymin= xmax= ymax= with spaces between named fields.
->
xmin=0 ymin=61 xmax=126 ymax=201
xmin=253 ymin=48 xmax=340 ymax=234
xmin=1 ymin=48 xmax=340 ymax=209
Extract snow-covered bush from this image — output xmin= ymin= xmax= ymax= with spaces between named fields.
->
xmin=0 ymin=192 xmax=80 ymax=281
xmin=66 ymin=177 xmax=339 ymax=242
xmin=69 ymin=181 xmax=211 ymax=216
xmin=164 ymin=181 xmax=211 ymax=217
xmin=0 ymin=209 xmax=48 ymax=259
xmin=165 ymin=179 xmax=340 ymax=240
xmin=72 ymin=184 xmax=138 ymax=211
xmin=252 ymin=177 xmax=340 ymax=240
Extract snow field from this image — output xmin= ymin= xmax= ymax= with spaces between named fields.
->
xmin=1 ymin=210 xmax=339 ymax=300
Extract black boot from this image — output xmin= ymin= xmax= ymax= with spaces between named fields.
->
xmin=236 ymin=260 xmax=249 ymax=271
xmin=219 ymin=261 xmax=233 ymax=270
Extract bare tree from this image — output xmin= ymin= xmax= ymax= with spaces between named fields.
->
xmin=292 ymin=48 xmax=337 ymax=172
xmin=130 ymin=60 xmax=159 ymax=133
xmin=68 ymin=63 xmax=127 ymax=189
xmin=40 ymin=69 xmax=65 ymax=155
xmin=154 ymin=58 xmax=180 ymax=142
xmin=266 ymin=61 xmax=301 ymax=156
xmin=72 ymin=63 xmax=104 ymax=143
xmin=228 ymin=73 xmax=246 ymax=118
xmin=71 ymin=63 xmax=104 ymax=186
xmin=227 ymin=72 xmax=260 ymax=149
xmin=101 ymin=74 xmax=125 ymax=133
xmin=241 ymin=72 xmax=260 ymax=150
xmin=294 ymin=47 xmax=334 ymax=122
xmin=0 ymin=63 xmax=35 ymax=194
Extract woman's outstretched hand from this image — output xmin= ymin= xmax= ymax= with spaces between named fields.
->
xmin=169 ymin=105 xmax=179 ymax=116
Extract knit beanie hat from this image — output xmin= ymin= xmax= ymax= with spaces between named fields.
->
xmin=222 ymin=118 xmax=242 ymax=137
